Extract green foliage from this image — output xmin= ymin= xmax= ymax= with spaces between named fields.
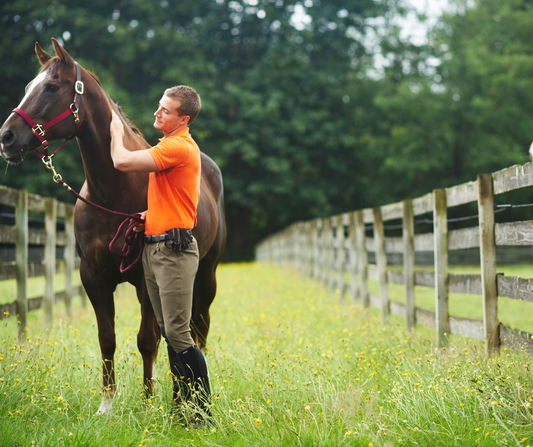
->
xmin=372 ymin=0 xmax=533 ymax=204
xmin=2 ymin=0 xmax=533 ymax=259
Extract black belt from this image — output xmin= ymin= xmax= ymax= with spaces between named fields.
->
xmin=144 ymin=230 xmax=192 ymax=244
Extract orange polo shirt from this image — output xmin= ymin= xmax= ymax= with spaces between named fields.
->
xmin=144 ymin=128 xmax=201 ymax=235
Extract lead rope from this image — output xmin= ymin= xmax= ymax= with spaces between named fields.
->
xmin=43 ymin=157 xmax=144 ymax=273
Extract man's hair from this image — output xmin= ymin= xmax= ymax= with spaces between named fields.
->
xmin=164 ymin=85 xmax=201 ymax=125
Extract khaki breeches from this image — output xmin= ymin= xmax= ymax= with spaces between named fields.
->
xmin=142 ymin=237 xmax=199 ymax=353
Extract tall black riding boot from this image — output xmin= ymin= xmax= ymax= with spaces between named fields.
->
xmin=167 ymin=342 xmax=188 ymax=404
xmin=177 ymin=345 xmax=212 ymax=419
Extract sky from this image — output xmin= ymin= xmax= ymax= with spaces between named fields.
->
xmin=286 ymin=0 xmax=451 ymax=78
xmin=402 ymin=0 xmax=450 ymax=45
xmin=289 ymin=0 xmax=450 ymax=46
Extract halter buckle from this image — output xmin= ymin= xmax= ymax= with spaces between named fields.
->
xmin=75 ymin=80 xmax=85 ymax=95
xmin=33 ymin=123 xmax=45 ymax=137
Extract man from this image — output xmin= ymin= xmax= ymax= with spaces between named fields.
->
xmin=109 ymin=85 xmax=211 ymax=422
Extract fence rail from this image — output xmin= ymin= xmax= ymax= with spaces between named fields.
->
xmin=0 ymin=185 xmax=85 ymax=338
xmin=255 ymin=162 xmax=533 ymax=356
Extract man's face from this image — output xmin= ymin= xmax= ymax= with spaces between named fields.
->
xmin=153 ymin=95 xmax=187 ymax=135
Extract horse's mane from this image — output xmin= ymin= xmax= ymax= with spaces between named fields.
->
xmin=114 ymin=103 xmax=144 ymax=139
xmin=40 ymin=57 xmax=144 ymax=139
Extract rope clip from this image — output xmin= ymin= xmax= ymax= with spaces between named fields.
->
xmin=70 ymin=103 xmax=80 ymax=123
xmin=42 ymin=156 xmax=63 ymax=183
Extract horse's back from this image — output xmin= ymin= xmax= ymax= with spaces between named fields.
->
xmin=196 ymin=152 xmax=226 ymax=261
xmin=200 ymin=152 xmax=223 ymax=202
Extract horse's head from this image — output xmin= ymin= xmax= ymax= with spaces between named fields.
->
xmin=0 ymin=38 xmax=83 ymax=164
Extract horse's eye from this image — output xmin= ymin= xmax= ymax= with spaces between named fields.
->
xmin=45 ymin=84 xmax=59 ymax=93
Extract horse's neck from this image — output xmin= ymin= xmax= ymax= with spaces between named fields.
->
xmin=75 ymin=91 xmax=148 ymax=207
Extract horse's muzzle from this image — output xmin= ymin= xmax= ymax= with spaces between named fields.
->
xmin=0 ymin=124 xmax=30 ymax=164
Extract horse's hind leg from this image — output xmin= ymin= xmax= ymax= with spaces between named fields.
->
xmin=136 ymin=279 xmax=160 ymax=396
xmin=191 ymin=255 xmax=220 ymax=350
xmin=82 ymin=274 xmax=117 ymax=414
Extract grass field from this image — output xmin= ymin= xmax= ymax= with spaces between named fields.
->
xmin=1 ymin=263 xmax=533 ymax=446
xmin=0 ymin=272 xmax=83 ymax=306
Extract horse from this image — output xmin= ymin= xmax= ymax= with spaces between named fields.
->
xmin=0 ymin=38 xmax=226 ymax=414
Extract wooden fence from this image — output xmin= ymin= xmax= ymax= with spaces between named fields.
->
xmin=255 ymin=162 xmax=533 ymax=356
xmin=0 ymin=184 xmax=85 ymax=339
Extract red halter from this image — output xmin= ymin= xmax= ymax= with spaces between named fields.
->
xmin=12 ymin=62 xmax=84 ymax=159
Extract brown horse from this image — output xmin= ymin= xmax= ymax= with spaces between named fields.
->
xmin=0 ymin=39 xmax=226 ymax=414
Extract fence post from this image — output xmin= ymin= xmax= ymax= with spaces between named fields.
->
xmin=403 ymin=200 xmax=415 ymax=332
xmin=276 ymin=233 xmax=280 ymax=264
xmin=348 ymin=212 xmax=358 ymax=303
xmin=300 ymin=222 xmax=306 ymax=274
xmin=65 ymin=204 xmax=79 ymax=310
xmin=373 ymin=207 xmax=390 ymax=323
xmin=337 ymin=215 xmax=346 ymax=300
xmin=324 ymin=217 xmax=333 ymax=290
xmin=433 ymin=188 xmax=449 ymax=347
xmin=300 ymin=222 xmax=307 ymax=273
xmin=316 ymin=219 xmax=324 ymax=281
xmin=311 ymin=220 xmax=318 ymax=278
xmin=293 ymin=224 xmax=299 ymax=270
xmin=478 ymin=173 xmax=499 ymax=355
xmin=355 ymin=210 xmax=368 ymax=308
xmin=304 ymin=222 xmax=310 ymax=275
xmin=280 ymin=230 xmax=286 ymax=265
xmin=328 ymin=217 xmax=337 ymax=293
xmin=15 ymin=189 xmax=28 ymax=340
xmin=280 ymin=233 xmax=285 ymax=265
xmin=45 ymin=197 xmax=57 ymax=324
xmin=305 ymin=222 xmax=312 ymax=277
xmin=282 ymin=230 xmax=287 ymax=264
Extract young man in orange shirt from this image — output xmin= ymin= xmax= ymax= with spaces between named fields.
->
xmin=109 ymin=86 xmax=210 ymax=422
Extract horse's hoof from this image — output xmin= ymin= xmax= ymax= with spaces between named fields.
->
xmin=95 ymin=396 xmax=113 ymax=415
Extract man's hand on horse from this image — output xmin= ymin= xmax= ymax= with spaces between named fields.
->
xmin=109 ymin=109 xmax=158 ymax=172
xmin=134 ymin=210 xmax=147 ymax=233
xmin=110 ymin=110 xmax=125 ymax=140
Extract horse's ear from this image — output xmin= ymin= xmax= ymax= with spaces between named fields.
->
xmin=35 ymin=42 xmax=52 ymax=66
xmin=51 ymin=37 xmax=75 ymax=67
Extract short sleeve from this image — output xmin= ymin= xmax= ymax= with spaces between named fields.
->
xmin=149 ymin=137 xmax=190 ymax=171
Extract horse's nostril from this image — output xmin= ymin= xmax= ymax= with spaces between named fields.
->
xmin=1 ymin=130 xmax=14 ymax=147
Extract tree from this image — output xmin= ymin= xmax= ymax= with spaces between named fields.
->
xmin=368 ymin=0 xmax=533 ymax=209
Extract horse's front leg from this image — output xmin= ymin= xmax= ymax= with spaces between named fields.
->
xmin=82 ymin=273 xmax=117 ymax=415
xmin=136 ymin=279 xmax=160 ymax=396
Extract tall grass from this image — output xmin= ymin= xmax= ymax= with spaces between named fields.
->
xmin=1 ymin=263 xmax=533 ymax=446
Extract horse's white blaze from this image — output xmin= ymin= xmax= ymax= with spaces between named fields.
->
xmin=16 ymin=70 xmax=47 ymax=110
xmin=96 ymin=393 xmax=114 ymax=415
